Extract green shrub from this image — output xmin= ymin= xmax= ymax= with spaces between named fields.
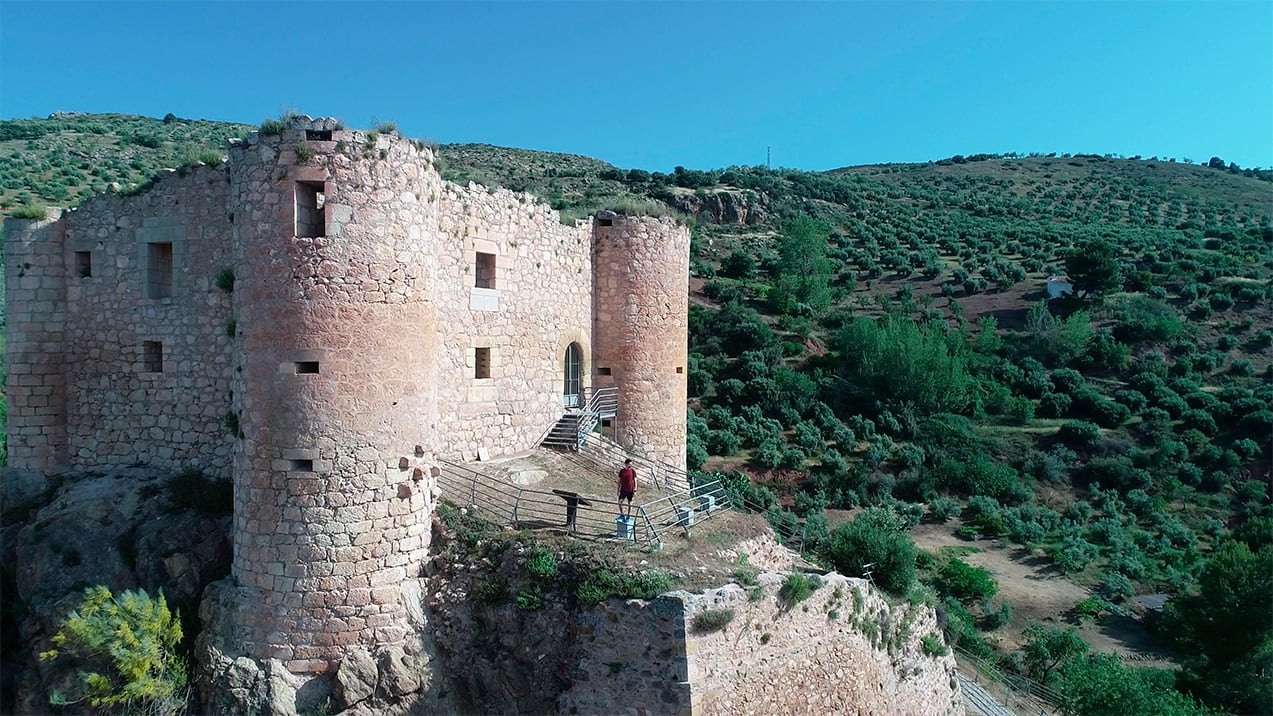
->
xmin=524 ymin=546 xmax=558 ymax=580
xmin=213 ymin=267 xmax=235 ymax=293
xmin=259 ymin=115 xmax=293 ymax=135
xmin=927 ymin=496 xmax=961 ymax=523
xmin=820 ymin=508 xmax=917 ymax=595
xmin=434 ymin=502 xmax=500 ymax=548
xmin=614 ymin=570 xmax=675 ymax=599
xmin=40 ymin=586 xmax=187 ymax=713
xmin=779 ymin=573 xmax=817 ymax=605
xmin=922 ymin=632 xmax=949 ymax=657
xmin=476 ymin=578 xmax=507 ymax=604
xmin=514 ymin=587 xmax=544 ymax=611
xmin=939 ymin=558 xmax=998 ymax=603
xmin=11 ymin=203 xmax=48 ymax=219
xmin=1073 ymin=596 xmax=1111 ymax=622
xmin=1058 ymin=420 xmax=1102 ymax=449
xmin=693 ymin=608 xmax=736 ymax=633
xmin=574 ymin=580 xmax=609 ymax=606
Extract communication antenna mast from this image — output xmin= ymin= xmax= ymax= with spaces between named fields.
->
xmin=767 ymin=145 xmax=772 ymax=169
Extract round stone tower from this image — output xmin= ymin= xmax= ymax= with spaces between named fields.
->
xmin=592 ymin=214 xmax=691 ymax=471
xmin=218 ymin=117 xmax=441 ymax=675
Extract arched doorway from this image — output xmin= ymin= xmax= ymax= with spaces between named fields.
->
xmin=563 ymin=342 xmax=582 ymax=408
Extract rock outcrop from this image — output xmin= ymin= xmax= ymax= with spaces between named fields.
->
xmin=672 ymin=189 xmax=768 ymax=225
xmin=426 ymin=540 xmax=962 ymax=716
xmin=0 ymin=467 xmax=231 ymax=714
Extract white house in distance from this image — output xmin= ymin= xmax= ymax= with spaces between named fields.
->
xmin=1046 ymin=275 xmax=1074 ymax=299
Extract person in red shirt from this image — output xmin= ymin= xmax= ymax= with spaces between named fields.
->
xmin=618 ymin=458 xmax=636 ymax=519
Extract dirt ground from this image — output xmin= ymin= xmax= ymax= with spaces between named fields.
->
xmin=911 ymin=523 xmax=1177 ymax=666
xmin=443 ymin=448 xmax=802 ymax=591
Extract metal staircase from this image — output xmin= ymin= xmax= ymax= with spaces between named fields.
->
xmin=541 ymin=387 xmax=617 ymax=449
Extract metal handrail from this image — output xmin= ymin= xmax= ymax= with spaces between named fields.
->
xmin=434 ymin=458 xmax=665 ymax=546
xmin=952 ymin=644 xmax=1063 ymax=713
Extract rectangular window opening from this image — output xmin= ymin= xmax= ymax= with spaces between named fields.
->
xmin=305 ymin=130 xmax=332 ymax=141
xmin=295 ymin=181 xmax=326 ymax=238
xmin=145 ymin=242 xmax=173 ymax=298
xmin=289 ymin=459 xmax=314 ymax=472
xmin=142 ymin=341 xmax=163 ymax=373
xmin=676 ymin=366 xmax=684 ymax=374
xmin=474 ymin=347 xmax=491 ymax=379
xmin=598 ymin=218 xmax=614 ymax=227
xmin=475 ymin=252 xmax=496 ymax=289
xmin=75 ymin=251 xmax=92 ymax=278
xmin=597 ymin=367 xmax=612 ymax=376
xmin=294 ymin=361 xmax=320 ymax=374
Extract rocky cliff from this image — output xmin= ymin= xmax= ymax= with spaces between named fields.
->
xmin=0 ymin=466 xmax=232 ymax=714
xmin=3 ymin=469 xmax=962 ymax=715
xmin=426 ymin=535 xmax=963 ymax=716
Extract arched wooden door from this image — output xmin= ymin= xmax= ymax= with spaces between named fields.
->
xmin=563 ymin=342 xmax=582 ymax=408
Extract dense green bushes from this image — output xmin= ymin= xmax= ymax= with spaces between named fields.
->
xmin=820 ymin=509 xmax=917 ymax=595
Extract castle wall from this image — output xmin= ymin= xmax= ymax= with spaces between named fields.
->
xmin=58 ymin=168 xmax=236 ymax=477
xmin=592 ymin=215 xmax=690 ymax=471
xmin=432 ymin=182 xmax=592 ymax=460
xmin=428 ymin=559 xmax=961 ymax=716
xmin=227 ymin=124 xmax=439 ymax=671
xmin=4 ymin=211 xmax=68 ymax=469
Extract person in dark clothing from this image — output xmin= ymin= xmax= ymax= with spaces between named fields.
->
xmin=617 ymin=458 xmax=636 ymax=519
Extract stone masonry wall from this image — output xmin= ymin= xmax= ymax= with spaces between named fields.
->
xmin=429 ymin=546 xmax=960 ymax=716
xmin=593 ymin=215 xmax=690 ymax=471
xmin=684 ymin=573 xmax=963 ymax=716
xmin=59 ymin=166 xmax=236 ymax=477
xmin=4 ymin=211 xmax=68 ymax=468
xmin=225 ymin=121 xmax=438 ymax=672
xmin=432 ymin=181 xmax=592 ymax=461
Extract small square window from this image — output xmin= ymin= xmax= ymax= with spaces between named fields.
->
xmin=676 ymin=366 xmax=684 ymax=374
xmin=474 ymin=347 xmax=491 ymax=379
xmin=289 ymin=459 xmax=314 ymax=472
xmin=597 ymin=367 xmax=612 ymax=376
xmin=295 ymin=361 xmax=320 ymax=374
xmin=142 ymin=341 xmax=163 ymax=373
xmin=475 ymin=252 xmax=496 ymax=289
xmin=75 ymin=251 xmax=92 ymax=278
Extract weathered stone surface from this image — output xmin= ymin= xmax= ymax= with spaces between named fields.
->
xmin=333 ymin=648 xmax=377 ymax=709
xmin=0 ymin=466 xmax=231 ymax=714
xmin=427 ymin=542 xmax=960 ymax=716
xmin=4 ymin=113 xmax=691 ymax=705
xmin=672 ymin=189 xmax=768 ymax=226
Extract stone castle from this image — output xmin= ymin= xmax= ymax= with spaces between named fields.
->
xmin=4 ymin=116 xmax=689 ymax=680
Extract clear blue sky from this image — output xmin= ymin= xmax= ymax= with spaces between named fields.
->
xmin=2 ymin=1 xmax=1270 ymax=172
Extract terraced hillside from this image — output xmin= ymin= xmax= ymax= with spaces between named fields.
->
xmin=2 ymin=111 xmax=1271 ymax=714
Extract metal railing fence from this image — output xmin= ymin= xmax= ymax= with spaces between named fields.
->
xmin=433 ymin=457 xmax=728 ymax=549
xmin=953 ymin=645 xmax=1062 ymax=715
